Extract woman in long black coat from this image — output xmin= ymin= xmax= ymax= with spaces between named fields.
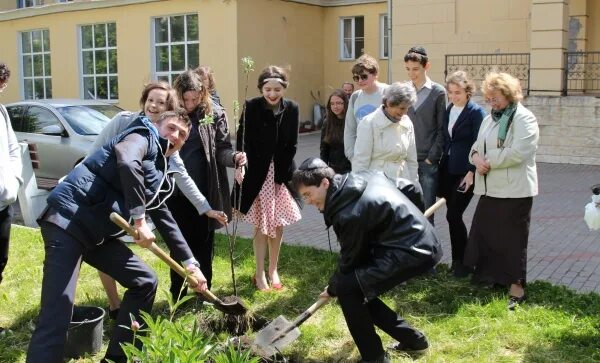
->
xmin=233 ymin=66 xmax=301 ymax=291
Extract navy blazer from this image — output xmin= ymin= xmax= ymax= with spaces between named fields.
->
xmin=442 ymin=100 xmax=486 ymax=175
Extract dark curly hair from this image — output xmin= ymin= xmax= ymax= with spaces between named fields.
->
xmin=0 ymin=63 xmax=11 ymax=84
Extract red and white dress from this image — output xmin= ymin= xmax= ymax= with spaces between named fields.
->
xmin=242 ymin=161 xmax=301 ymax=238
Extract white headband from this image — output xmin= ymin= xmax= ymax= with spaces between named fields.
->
xmin=262 ymin=77 xmax=288 ymax=87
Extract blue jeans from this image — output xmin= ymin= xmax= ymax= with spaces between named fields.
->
xmin=418 ymin=161 xmax=439 ymax=224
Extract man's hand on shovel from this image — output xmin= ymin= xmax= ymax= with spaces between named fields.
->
xmin=185 ymin=263 xmax=208 ymax=293
xmin=133 ymin=217 xmax=155 ymax=248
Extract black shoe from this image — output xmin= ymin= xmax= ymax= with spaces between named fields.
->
xmin=358 ymin=352 xmax=390 ymax=363
xmin=108 ymin=307 xmax=120 ymax=320
xmin=451 ymin=261 xmax=473 ymax=278
xmin=389 ymin=339 xmax=429 ymax=356
xmin=508 ymin=294 xmax=526 ymax=310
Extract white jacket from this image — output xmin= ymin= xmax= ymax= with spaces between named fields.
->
xmin=469 ymin=102 xmax=539 ymax=198
xmin=0 ymin=104 xmax=23 ymax=210
xmin=352 ymin=106 xmax=419 ymax=184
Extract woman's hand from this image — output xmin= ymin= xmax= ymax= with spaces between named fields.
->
xmin=235 ymin=167 xmax=245 ymax=184
xmin=472 ymin=152 xmax=490 ymax=175
xmin=234 ymin=152 xmax=247 ymax=167
xmin=460 ymin=171 xmax=474 ymax=191
xmin=206 ymin=210 xmax=228 ymax=226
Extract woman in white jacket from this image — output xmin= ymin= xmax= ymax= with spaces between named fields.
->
xmin=0 ymin=63 xmax=22 ymax=293
xmin=465 ymin=72 xmax=539 ymax=310
xmin=352 ymin=82 xmax=419 ymax=185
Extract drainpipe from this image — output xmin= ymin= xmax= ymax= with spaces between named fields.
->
xmin=387 ymin=0 xmax=392 ymax=83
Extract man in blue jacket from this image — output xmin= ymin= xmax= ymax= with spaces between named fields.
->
xmin=292 ymin=157 xmax=442 ymax=363
xmin=26 ymin=110 xmax=207 ymax=363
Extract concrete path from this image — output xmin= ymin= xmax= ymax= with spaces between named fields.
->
xmin=224 ymin=132 xmax=600 ymax=293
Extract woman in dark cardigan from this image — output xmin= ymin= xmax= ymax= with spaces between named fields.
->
xmin=439 ymin=71 xmax=486 ymax=277
xmin=233 ymin=66 xmax=301 ymax=291
xmin=320 ymin=89 xmax=351 ymax=174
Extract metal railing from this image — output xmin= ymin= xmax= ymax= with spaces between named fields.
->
xmin=445 ymin=53 xmax=530 ymax=95
xmin=564 ymin=51 xmax=600 ymax=95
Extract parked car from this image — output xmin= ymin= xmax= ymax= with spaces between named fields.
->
xmin=5 ymin=99 xmax=123 ymax=179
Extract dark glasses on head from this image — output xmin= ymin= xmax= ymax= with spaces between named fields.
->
xmin=352 ymin=73 xmax=370 ymax=82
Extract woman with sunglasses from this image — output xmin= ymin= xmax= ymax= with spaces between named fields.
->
xmin=344 ymin=54 xmax=388 ymax=161
xmin=320 ymin=89 xmax=351 ymax=174
xmin=465 ymin=72 xmax=539 ymax=310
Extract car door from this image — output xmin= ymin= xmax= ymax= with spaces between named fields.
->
xmin=17 ymin=105 xmax=80 ymax=179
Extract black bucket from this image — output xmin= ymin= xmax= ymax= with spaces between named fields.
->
xmin=64 ymin=306 xmax=105 ymax=359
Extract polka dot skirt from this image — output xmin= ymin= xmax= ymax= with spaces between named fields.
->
xmin=242 ymin=161 xmax=302 ymax=238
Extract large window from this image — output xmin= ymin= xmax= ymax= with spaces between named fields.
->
xmin=18 ymin=0 xmax=42 ymax=8
xmin=380 ymin=14 xmax=389 ymax=59
xmin=21 ymin=29 xmax=52 ymax=99
xmin=80 ymin=23 xmax=118 ymax=100
xmin=153 ymin=14 xmax=199 ymax=83
xmin=340 ymin=16 xmax=364 ymax=60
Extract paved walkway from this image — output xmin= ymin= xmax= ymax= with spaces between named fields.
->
xmin=225 ymin=132 xmax=600 ymax=294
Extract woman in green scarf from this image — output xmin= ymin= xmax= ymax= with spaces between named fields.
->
xmin=464 ymin=72 xmax=539 ymax=310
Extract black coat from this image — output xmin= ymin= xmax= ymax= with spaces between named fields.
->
xmin=320 ymin=118 xmax=351 ymax=174
xmin=324 ymin=171 xmax=442 ymax=300
xmin=441 ymin=100 xmax=486 ymax=175
xmin=233 ymin=96 xmax=299 ymax=214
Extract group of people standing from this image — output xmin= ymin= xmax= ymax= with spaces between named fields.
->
xmin=314 ymin=47 xmax=539 ymax=361
xmin=0 ymin=42 xmax=540 ymax=362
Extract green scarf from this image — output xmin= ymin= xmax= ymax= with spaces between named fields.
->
xmin=491 ymin=103 xmax=517 ymax=148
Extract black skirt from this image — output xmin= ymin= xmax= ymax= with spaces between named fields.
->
xmin=464 ymin=195 xmax=533 ymax=287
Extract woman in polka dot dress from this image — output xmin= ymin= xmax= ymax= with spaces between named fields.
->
xmin=233 ymin=65 xmax=301 ymax=291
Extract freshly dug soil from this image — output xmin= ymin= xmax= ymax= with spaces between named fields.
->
xmin=202 ymin=295 xmax=269 ymax=336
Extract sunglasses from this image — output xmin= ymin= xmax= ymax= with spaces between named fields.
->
xmin=352 ymin=73 xmax=370 ymax=82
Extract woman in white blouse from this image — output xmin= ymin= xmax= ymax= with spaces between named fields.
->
xmin=352 ymin=82 xmax=419 ymax=185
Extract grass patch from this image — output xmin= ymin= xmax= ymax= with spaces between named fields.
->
xmin=0 ymin=225 xmax=599 ymax=362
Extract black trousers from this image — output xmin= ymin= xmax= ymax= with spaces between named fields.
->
xmin=440 ymin=169 xmax=474 ymax=263
xmin=26 ymin=223 xmax=158 ymax=363
xmin=335 ymin=272 xmax=428 ymax=361
xmin=166 ymin=195 xmax=214 ymax=300
xmin=0 ymin=205 xmax=12 ymax=284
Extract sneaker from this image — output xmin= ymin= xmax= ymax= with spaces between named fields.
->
xmin=358 ymin=352 xmax=391 ymax=363
xmin=508 ymin=294 xmax=526 ymax=310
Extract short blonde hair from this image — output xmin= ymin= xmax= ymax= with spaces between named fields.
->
xmin=446 ymin=70 xmax=476 ymax=99
xmin=481 ymin=72 xmax=523 ymax=103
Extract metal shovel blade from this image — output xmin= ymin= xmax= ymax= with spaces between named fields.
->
xmin=252 ymin=315 xmax=300 ymax=357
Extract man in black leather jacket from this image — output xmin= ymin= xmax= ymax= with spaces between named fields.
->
xmin=292 ymin=157 xmax=442 ymax=363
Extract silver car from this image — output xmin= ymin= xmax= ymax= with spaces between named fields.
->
xmin=6 ymin=99 xmax=123 ymax=179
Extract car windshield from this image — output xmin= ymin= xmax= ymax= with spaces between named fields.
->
xmin=56 ymin=105 xmax=120 ymax=135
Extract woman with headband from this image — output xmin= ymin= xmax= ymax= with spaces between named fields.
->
xmin=233 ymin=65 xmax=301 ymax=291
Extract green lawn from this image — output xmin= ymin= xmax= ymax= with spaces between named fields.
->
xmin=0 ymin=225 xmax=599 ymax=362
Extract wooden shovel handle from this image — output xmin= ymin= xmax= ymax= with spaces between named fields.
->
xmin=291 ymin=296 xmax=329 ymax=328
xmin=108 ymin=212 xmax=219 ymax=302
xmin=424 ymin=198 xmax=446 ymax=218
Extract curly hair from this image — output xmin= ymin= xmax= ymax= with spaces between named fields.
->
xmin=0 ymin=63 xmax=11 ymax=84
xmin=173 ymin=70 xmax=212 ymax=115
xmin=139 ymin=81 xmax=179 ymax=111
xmin=445 ymin=70 xmax=476 ymax=99
xmin=351 ymin=54 xmax=379 ymax=76
xmin=481 ymin=72 xmax=523 ymax=103
xmin=196 ymin=65 xmax=216 ymax=93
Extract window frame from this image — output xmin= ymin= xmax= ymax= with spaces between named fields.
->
xmin=339 ymin=16 xmax=364 ymax=61
xmin=78 ymin=22 xmax=119 ymax=101
xmin=19 ymin=29 xmax=52 ymax=100
xmin=151 ymin=13 xmax=200 ymax=84
xmin=17 ymin=0 xmax=42 ymax=8
xmin=379 ymin=13 xmax=389 ymax=60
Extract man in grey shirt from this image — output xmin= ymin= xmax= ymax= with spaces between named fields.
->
xmin=404 ymin=46 xmax=446 ymax=223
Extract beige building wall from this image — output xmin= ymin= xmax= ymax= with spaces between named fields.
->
xmin=0 ymin=0 xmax=14 ymax=12
xmin=236 ymin=0 xmax=324 ymax=124
xmin=322 ymin=2 xmax=389 ymax=96
xmin=585 ymin=0 xmax=600 ymax=50
xmin=0 ymin=0 xmax=239 ymax=115
xmin=391 ymin=0 xmax=531 ymax=84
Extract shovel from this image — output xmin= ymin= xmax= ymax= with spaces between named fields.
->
xmin=252 ymin=198 xmax=446 ymax=356
xmin=109 ymin=212 xmax=248 ymax=316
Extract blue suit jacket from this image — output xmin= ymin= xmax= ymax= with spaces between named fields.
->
xmin=441 ymin=100 xmax=487 ymax=175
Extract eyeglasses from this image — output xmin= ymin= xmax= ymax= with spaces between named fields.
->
xmin=352 ymin=73 xmax=370 ymax=82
